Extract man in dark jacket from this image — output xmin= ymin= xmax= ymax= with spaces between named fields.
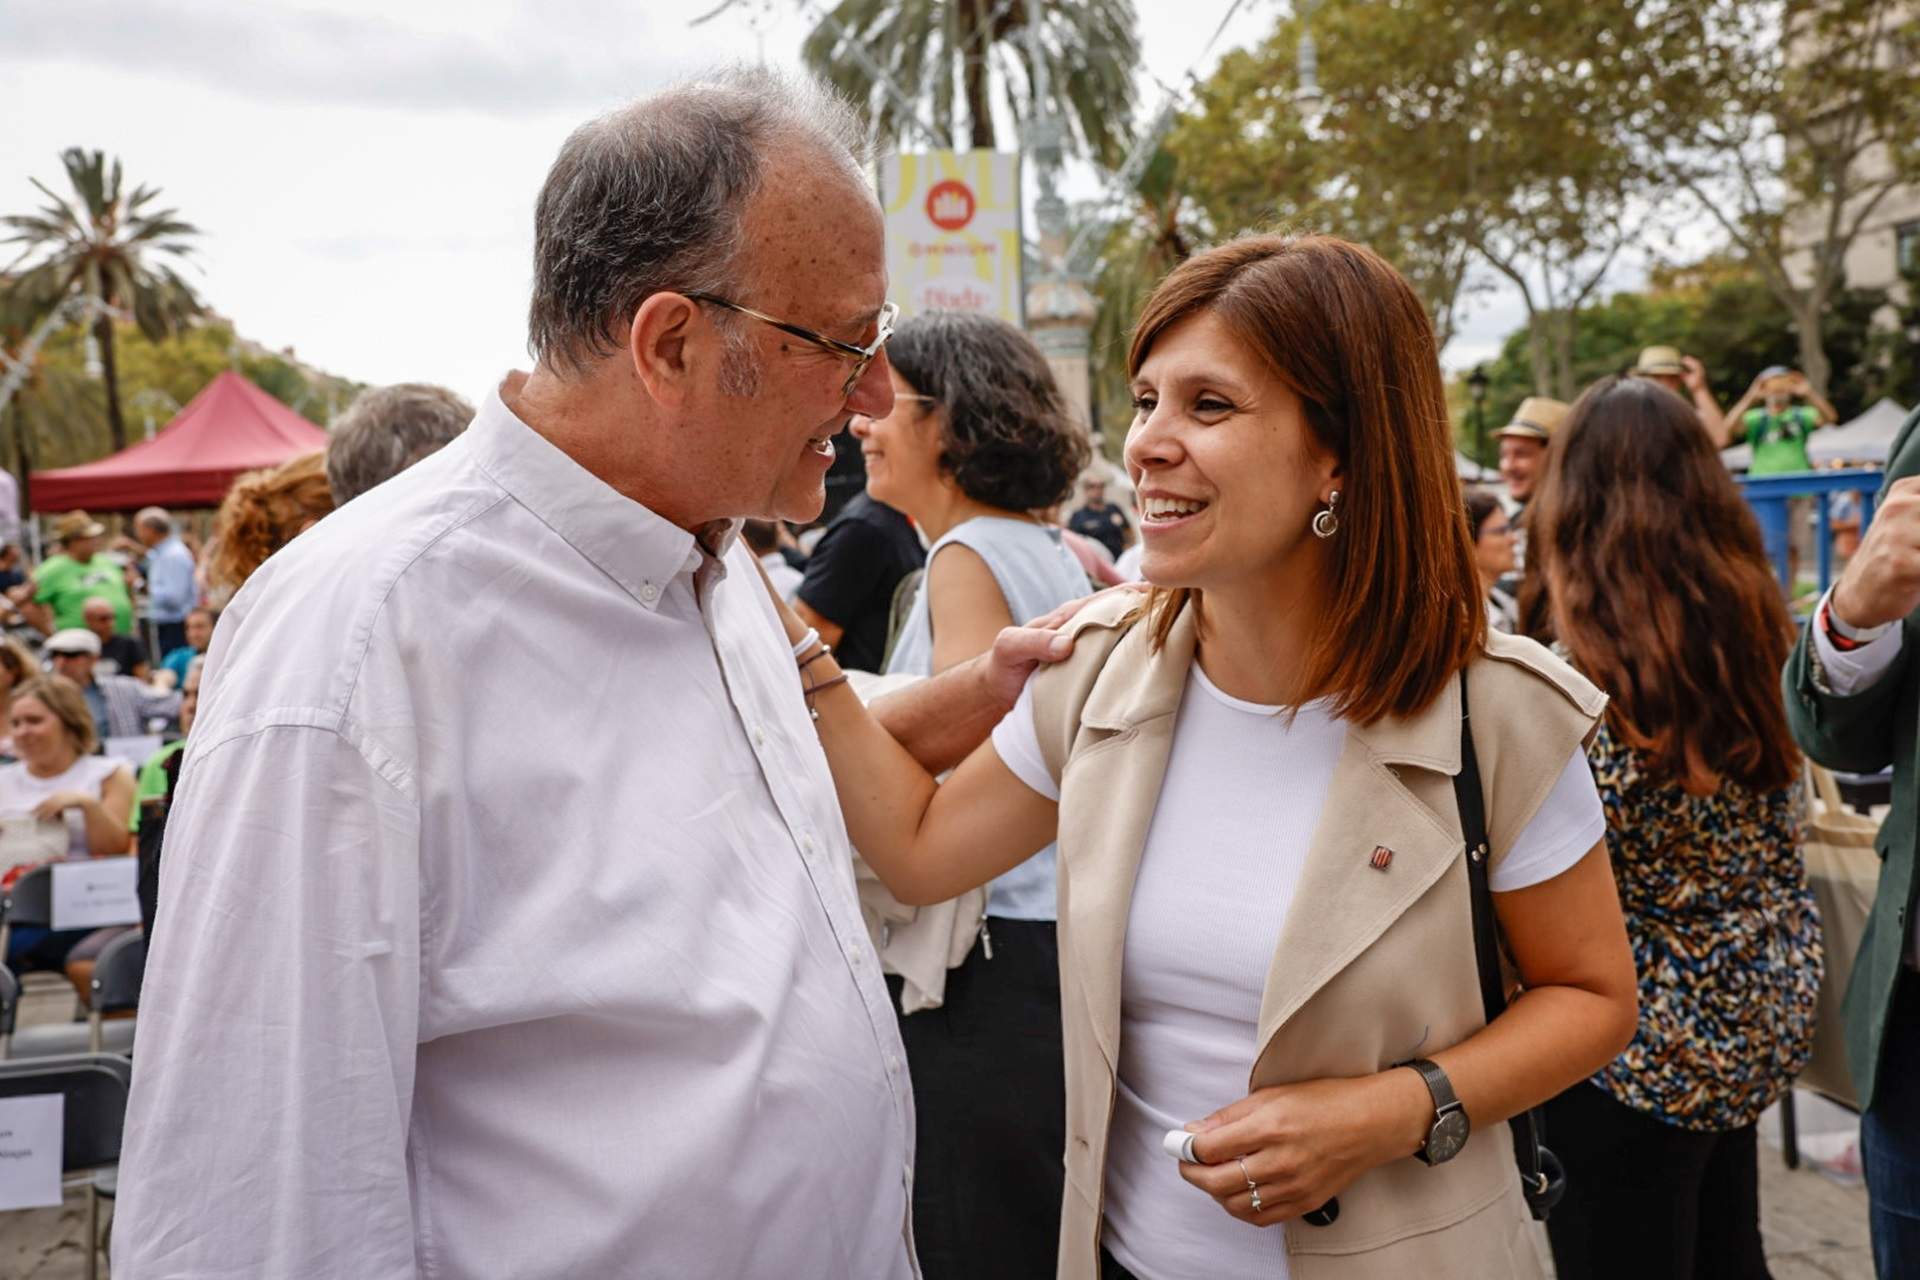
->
xmin=1783 ymin=403 xmax=1920 ymax=1275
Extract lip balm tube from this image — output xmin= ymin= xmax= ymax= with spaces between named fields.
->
xmin=1161 ymin=1129 xmax=1200 ymax=1163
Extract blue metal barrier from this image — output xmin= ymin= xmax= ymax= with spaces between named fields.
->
xmin=1736 ymin=468 xmax=1883 ymax=602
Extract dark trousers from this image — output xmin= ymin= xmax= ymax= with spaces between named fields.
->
xmin=155 ymin=620 xmax=187 ymax=659
xmin=889 ymin=918 xmax=1064 ymax=1280
xmin=1544 ymin=1081 xmax=1770 ymax=1280
xmin=1864 ymin=969 xmax=1920 ymax=1277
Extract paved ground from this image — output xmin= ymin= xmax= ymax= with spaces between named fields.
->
xmin=0 ymin=985 xmax=1875 ymax=1278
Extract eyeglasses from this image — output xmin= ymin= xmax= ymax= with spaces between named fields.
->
xmin=686 ymin=293 xmax=899 ymax=398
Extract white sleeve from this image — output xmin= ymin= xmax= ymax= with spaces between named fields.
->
xmin=1489 ymin=744 xmax=1607 ymax=892
xmin=989 ymin=678 xmax=1060 ymax=802
xmin=1812 ymin=587 xmax=1903 ymax=696
xmin=114 ymin=723 xmax=422 ymax=1279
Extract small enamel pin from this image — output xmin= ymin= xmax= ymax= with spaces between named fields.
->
xmin=1369 ymin=846 xmax=1394 ymax=871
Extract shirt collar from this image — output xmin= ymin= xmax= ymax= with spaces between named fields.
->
xmin=466 ymin=376 xmax=740 ymax=611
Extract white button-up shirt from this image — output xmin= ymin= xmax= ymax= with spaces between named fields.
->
xmin=115 ymin=380 xmax=917 ymax=1279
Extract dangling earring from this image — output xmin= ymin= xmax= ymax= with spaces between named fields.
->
xmin=1312 ymin=490 xmax=1341 ymax=539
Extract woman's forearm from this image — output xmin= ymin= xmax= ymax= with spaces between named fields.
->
xmin=76 ymin=797 xmax=131 ymax=855
xmin=870 ymin=655 xmax=1008 ymax=776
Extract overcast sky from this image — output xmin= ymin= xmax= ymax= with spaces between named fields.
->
xmin=1 ymin=0 xmax=1556 ymax=409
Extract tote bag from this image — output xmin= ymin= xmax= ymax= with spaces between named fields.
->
xmin=1799 ymin=764 xmax=1882 ymax=1109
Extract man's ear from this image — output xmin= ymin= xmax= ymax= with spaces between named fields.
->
xmin=628 ymin=293 xmax=700 ymax=408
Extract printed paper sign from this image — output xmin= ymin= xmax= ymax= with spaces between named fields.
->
xmin=0 ymin=1093 xmax=63 ymax=1210
xmin=879 ymin=150 xmax=1024 ymax=327
xmin=50 ymin=857 xmax=141 ymax=930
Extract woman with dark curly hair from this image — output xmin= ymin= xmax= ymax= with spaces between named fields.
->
xmin=852 ymin=308 xmax=1092 ymax=1277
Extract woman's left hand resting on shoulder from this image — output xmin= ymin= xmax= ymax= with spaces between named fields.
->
xmin=1178 ymin=842 xmax=1638 ymax=1227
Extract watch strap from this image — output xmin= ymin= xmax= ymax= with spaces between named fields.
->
xmin=1396 ymin=1057 xmax=1461 ymax=1115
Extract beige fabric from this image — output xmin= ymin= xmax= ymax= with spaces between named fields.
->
xmin=845 ymin=670 xmax=989 ymax=1014
xmin=1029 ymin=592 xmax=1604 ymax=1279
xmin=1799 ymin=763 xmax=1881 ymax=1108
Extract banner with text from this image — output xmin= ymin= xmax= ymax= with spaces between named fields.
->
xmin=880 ymin=150 xmax=1024 ymax=327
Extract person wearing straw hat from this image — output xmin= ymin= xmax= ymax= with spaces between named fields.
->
xmin=1631 ymin=346 xmax=1729 ymax=444
xmin=1494 ymin=396 xmax=1568 ymax=509
xmin=13 ymin=511 xmax=134 ymax=636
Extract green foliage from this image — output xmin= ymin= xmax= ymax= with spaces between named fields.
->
xmin=1 ymin=316 xmax=360 ymax=481
xmin=1458 ymin=261 xmax=1899 ymax=462
xmin=802 ymin=0 xmax=1139 ymax=166
xmin=2 ymin=147 xmax=207 ymax=451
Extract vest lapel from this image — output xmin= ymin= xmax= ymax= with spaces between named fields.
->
xmin=1251 ymin=678 xmax=1467 ymax=1066
xmin=1057 ymin=601 xmax=1198 ymax=1072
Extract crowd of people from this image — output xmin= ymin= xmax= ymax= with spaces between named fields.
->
xmin=0 ymin=63 xmax=1894 ymax=1280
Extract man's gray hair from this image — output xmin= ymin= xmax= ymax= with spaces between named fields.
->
xmin=527 ymin=65 xmax=870 ymax=378
xmin=326 ymin=383 xmax=477 ymax=504
xmin=134 ymin=506 xmax=172 ymax=534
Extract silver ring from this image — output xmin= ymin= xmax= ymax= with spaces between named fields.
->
xmin=1250 ymin=1186 xmax=1264 ymax=1213
xmin=1237 ymin=1157 xmax=1262 ymax=1213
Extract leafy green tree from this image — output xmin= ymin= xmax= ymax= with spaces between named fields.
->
xmin=802 ymin=0 xmax=1139 ymax=165
xmin=1635 ymin=0 xmax=1920 ymax=396
xmin=2 ymin=148 xmax=206 ymax=453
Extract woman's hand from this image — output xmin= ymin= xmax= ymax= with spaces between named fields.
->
xmin=32 ymin=791 xmax=85 ymax=821
xmin=1178 ymin=1070 xmax=1430 ymax=1227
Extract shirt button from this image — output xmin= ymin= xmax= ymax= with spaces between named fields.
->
xmin=753 ymin=727 xmax=767 ymax=747
xmin=886 ymin=1053 xmax=902 ymax=1072
xmin=641 ymin=583 xmax=659 ymax=603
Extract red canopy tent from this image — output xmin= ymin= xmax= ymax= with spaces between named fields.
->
xmin=30 ymin=370 xmax=329 ymax=512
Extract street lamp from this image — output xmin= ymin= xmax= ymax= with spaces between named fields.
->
xmin=1294 ymin=0 xmax=1325 ymax=124
xmin=1468 ymin=365 xmax=1491 ymax=466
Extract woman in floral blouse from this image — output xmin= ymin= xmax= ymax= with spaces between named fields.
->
xmin=1521 ymin=376 xmax=1820 ymax=1280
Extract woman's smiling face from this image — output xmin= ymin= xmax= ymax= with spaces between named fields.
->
xmin=1125 ymin=309 xmax=1339 ymax=592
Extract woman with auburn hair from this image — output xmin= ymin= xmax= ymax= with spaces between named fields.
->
xmin=763 ymin=233 xmax=1637 ymax=1278
xmin=1520 ymin=376 xmax=1817 ymax=1280
xmin=205 ymin=450 xmax=334 ymax=595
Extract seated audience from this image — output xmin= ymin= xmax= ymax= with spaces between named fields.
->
xmin=0 ymin=635 xmax=38 ymax=756
xmin=158 ymin=606 xmax=216 ymax=688
xmin=16 ymin=511 xmax=134 ymax=635
xmin=84 ymin=594 xmax=150 ymax=681
xmin=134 ymin=656 xmax=201 ymax=939
xmin=0 ymin=675 xmax=135 ymax=974
xmin=325 ymin=382 xmax=476 ymax=505
xmin=45 ymin=628 xmax=180 ymax=740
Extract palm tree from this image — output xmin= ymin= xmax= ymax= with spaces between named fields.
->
xmin=3 ymin=148 xmax=205 ymax=453
xmin=803 ymin=0 xmax=1140 ymax=167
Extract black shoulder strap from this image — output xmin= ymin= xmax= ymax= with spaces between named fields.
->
xmin=1455 ymin=669 xmax=1554 ymax=1208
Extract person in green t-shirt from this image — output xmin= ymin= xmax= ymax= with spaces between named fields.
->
xmin=1724 ymin=366 xmax=1838 ymax=476
xmin=17 ymin=511 xmax=136 ymax=634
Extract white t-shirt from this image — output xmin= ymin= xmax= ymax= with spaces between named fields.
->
xmin=0 ymin=755 xmax=126 ymax=855
xmin=991 ymin=663 xmax=1605 ymax=1279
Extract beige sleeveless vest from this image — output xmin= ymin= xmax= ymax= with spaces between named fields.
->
xmin=1027 ymin=592 xmax=1605 ymax=1279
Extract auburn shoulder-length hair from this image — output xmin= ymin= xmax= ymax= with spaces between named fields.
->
xmin=1519 ymin=376 xmax=1798 ymax=793
xmin=1129 ymin=234 xmax=1485 ymax=726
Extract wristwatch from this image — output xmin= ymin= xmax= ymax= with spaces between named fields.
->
xmin=1396 ymin=1058 xmax=1470 ymax=1166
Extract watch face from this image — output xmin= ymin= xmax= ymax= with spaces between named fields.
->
xmin=1427 ymin=1111 xmax=1470 ymax=1164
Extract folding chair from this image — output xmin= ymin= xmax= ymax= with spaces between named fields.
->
xmin=0 ymin=862 xmax=53 ymax=964
xmin=88 ymin=930 xmax=145 ymax=1053
xmin=0 ymin=964 xmax=16 ymax=1058
xmin=0 ymin=1052 xmax=132 ymax=1280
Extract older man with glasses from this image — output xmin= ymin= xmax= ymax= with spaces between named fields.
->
xmin=115 ymin=67 xmax=1073 ymax=1280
